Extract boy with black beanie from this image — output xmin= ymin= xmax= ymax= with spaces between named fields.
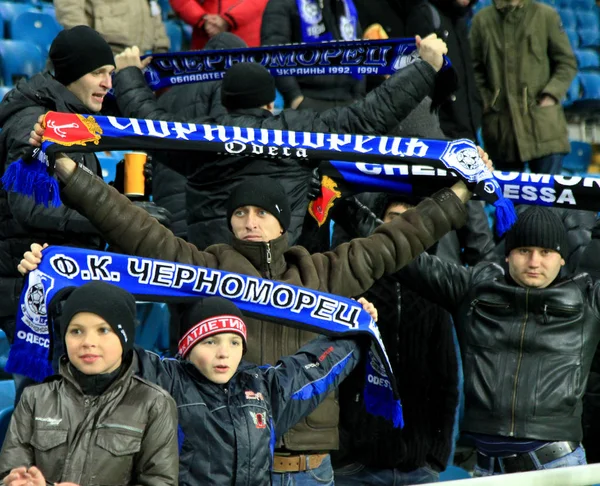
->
xmin=134 ymin=295 xmax=366 ymax=486
xmin=0 ymin=282 xmax=179 ymax=486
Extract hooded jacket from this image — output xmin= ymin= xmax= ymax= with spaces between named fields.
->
xmin=471 ymin=0 xmax=576 ymax=163
xmin=136 ymin=336 xmax=360 ymax=486
xmin=58 ymin=164 xmax=468 ymax=451
xmin=112 ymin=60 xmax=439 ymax=249
xmin=260 ymin=0 xmax=365 ymax=106
xmin=0 ymin=354 xmax=179 ymax=485
xmin=152 ymin=33 xmax=248 ymax=240
xmin=0 ymin=73 xmax=104 ymax=339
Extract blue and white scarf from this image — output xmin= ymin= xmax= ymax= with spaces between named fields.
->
xmin=7 ymin=247 xmax=403 ymax=427
xmin=296 ymin=0 xmax=358 ymax=42
xmin=141 ymin=39 xmax=450 ymax=90
xmin=1 ymin=112 xmax=516 ymax=234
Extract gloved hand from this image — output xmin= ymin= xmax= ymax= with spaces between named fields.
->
xmin=308 ymin=167 xmax=322 ymax=201
xmin=143 ymin=156 xmax=153 ymax=196
xmin=132 ymin=201 xmax=172 ymax=227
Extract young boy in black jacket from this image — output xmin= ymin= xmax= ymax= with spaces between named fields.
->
xmin=136 ymin=296 xmax=366 ymax=486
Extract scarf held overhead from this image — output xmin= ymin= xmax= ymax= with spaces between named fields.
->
xmin=7 ymin=246 xmax=404 ymax=428
xmin=296 ymin=0 xmax=358 ymax=42
xmin=0 ymin=111 xmax=516 ymax=233
xmin=142 ymin=38 xmax=451 ymax=90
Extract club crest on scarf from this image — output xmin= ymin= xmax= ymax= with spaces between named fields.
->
xmin=21 ymin=271 xmax=54 ymax=335
xmin=42 ymin=112 xmax=102 ymax=147
xmin=308 ymin=175 xmax=342 ymax=227
xmin=441 ymin=139 xmax=488 ymax=183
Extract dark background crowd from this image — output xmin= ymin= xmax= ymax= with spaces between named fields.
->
xmin=0 ymin=0 xmax=599 ymax=484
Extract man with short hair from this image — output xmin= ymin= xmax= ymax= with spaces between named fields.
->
xmin=396 ymin=206 xmax=598 ymax=475
xmin=20 ymin=138 xmax=477 ymax=485
xmin=0 ymin=25 xmax=114 ymax=400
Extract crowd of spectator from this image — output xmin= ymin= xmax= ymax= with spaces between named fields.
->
xmin=0 ymin=0 xmax=599 ymax=485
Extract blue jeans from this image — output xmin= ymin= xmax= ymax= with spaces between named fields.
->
xmin=334 ymin=463 xmax=439 ymax=485
xmin=271 ymin=455 xmax=334 ymax=485
xmin=473 ymin=445 xmax=587 ymax=477
xmin=527 ymin=153 xmax=564 ymax=175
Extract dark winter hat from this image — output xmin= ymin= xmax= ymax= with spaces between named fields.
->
xmin=227 ymin=176 xmax=290 ymax=233
xmin=50 ymin=25 xmax=115 ymax=86
xmin=60 ymin=282 xmax=136 ymax=356
xmin=178 ymin=297 xmax=247 ymax=358
xmin=504 ymin=206 xmax=567 ymax=257
xmin=221 ymin=62 xmax=276 ymax=110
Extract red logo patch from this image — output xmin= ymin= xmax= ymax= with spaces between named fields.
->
xmin=245 ymin=390 xmax=265 ymax=401
xmin=249 ymin=411 xmax=267 ymax=429
xmin=319 ymin=346 xmax=334 ymax=362
xmin=308 ymin=175 xmax=342 ymax=227
xmin=42 ymin=112 xmax=102 ymax=147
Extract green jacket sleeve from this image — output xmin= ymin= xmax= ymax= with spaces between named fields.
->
xmin=541 ymin=9 xmax=577 ymax=101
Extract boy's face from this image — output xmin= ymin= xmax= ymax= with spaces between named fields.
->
xmin=65 ymin=312 xmax=123 ymax=375
xmin=188 ymin=332 xmax=244 ymax=384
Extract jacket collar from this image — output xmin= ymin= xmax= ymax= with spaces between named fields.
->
xmin=231 ymin=233 xmax=288 ymax=278
xmin=493 ymin=0 xmax=529 ymax=10
xmin=227 ymin=107 xmax=274 ymax=119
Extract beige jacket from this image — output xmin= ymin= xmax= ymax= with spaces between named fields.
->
xmin=54 ymin=0 xmax=170 ymax=54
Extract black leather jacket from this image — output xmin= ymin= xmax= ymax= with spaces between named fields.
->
xmin=399 ymin=254 xmax=600 ymax=441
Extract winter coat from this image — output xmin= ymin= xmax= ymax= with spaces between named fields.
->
xmin=170 ymin=0 xmax=268 ymax=50
xmin=260 ymin=0 xmax=365 ymax=106
xmin=406 ymin=0 xmax=482 ymax=140
xmin=136 ymin=336 xmax=360 ymax=485
xmin=152 ymin=33 xmax=246 ymax=240
xmin=54 ymin=0 xmax=170 ymax=54
xmin=112 ymin=60 xmax=440 ymax=249
xmin=0 ymin=355 xmax=179 ymax=485
xmin=0 ymin=73 xmax=104 ymax=339
xmin=471 ymin=0 xmax=576 ymax=163
xmin=399 ymin=254 xmax=600 ymax=441
xmin=59 ymin=164 xmax=468 ymax=451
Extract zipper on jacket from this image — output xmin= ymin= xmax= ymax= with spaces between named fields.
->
xmin=264 ymin=242 xmax=273 ymax=279
xmin=467 ymin=299 xmax=479 ymax=316
xmin=523 ymin=86 xmax=528 ymax=115
xmin=510 ymin=289 xmax=529 ymax=436
xmin=97 ymin=423 xmax=144 ymax=434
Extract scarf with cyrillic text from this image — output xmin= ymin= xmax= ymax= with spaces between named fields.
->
xmin=7 ymin=246 xmax=404 ymax=427
xmin=296 ymin=0 xmax=358 ymax=42
xmin=0 ymin=112 xmax=516 ymax=234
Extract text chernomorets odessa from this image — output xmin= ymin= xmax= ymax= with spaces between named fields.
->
xmin=142 ymin=39 xmax=431 ymax=90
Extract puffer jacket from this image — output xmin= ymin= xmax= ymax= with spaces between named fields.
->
xmin=399 ymin=253 xmax=600 ymax=441
xmin=60 ymin=165 xmax=468 ymax=451
xmin=260 ymin=0 xmax=365 ymax=106
xmin=54 ymin=0 xmax=170 ymax=54
xmin=112 ymin=61 xmax=439 ymax=249
xmin=152 ymin=33 xmax=246 ymax=240
xmin=136 ymin=336 xmax=361 ymax=486
xmin=0 ymin=354 xmax=179 ymax=485
xmin=471 ymin=0 xmax=576 ymax=163
xmin=0 ymin=73 xmax=104 ymax=339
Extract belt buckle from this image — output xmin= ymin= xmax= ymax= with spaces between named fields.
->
xmin=501 ymin=452 xmax=536 ymax=473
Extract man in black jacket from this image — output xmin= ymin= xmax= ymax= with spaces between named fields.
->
xmin=0 ymin=26 xmax=113 ymax=348
xmin=406 ymin=0 xmax=482 ymax=141
xmin=260 ymin=0 xmax=365 ymax=111
xmin=398 ymin=206 xmax=596 ymax=475
xmin=112 ymin=34 xmax=448 ymax=249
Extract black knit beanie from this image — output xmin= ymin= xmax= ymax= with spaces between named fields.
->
xmin=179 ymin=297 xmax=247 ymax=358
xmin=505 ymin=206 xmax=568 ymax=257
xmin=221 ymin=62 xmax=276 ymax=110
xmin=227 ymin=176 xmax=290 ymax=232
xmin=60 ymin=282 xmax=136 ymax=356
xmin=50 ymin=26 xmax=115 ymax=86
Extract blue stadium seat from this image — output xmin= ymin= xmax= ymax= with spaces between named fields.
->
xmin=0 ymin=2 xmax=36 ymax=37
xmin=165 ymin=20 xmax=183 ymax=52
xmin=10 ymin=11 xmax=61 ymax=53
xmin=576 ymin=10 xmax=599 ymax=29
xmin=580 ymin=72 xmax=600 ymax=99
xmin=158 ymin=0 xmax=172 ymax=20
xmin=0 ymin=379 xmax=14 ymax=409
xmin=38 ymin=3 xmax=54 ymax=17
xmin=562 ymin=141 xmax=592 ymax=175
xmin=0 ymin=330 xmax=9 ymax=371
xmin=572 ymin=0 xmax=596 ymax=9
xmin=579 ymin=27 xmax=600 ymax=48
xmin=0 ymin=40 xmax=44 ymax=86
xmin=135 ymin=303 xmax=170 ymax=354
xmin=566 ymin=74 xmax=581 ymax=103
xmin=566 ymin=28 xmax=579 ymax=49
xmin=0 ymin=84 xmax=11 ymax=99
xmin=97 ymin=151 xmax=120 ymax=183
xmin=558 ymin=8 xmax=577 ymax=31
xmin=575 ymin=48 xmax=600 ymax=69
xmin=0 ymin=406 xmax=14 ymax=449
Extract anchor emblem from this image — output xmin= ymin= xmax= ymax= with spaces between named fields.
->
xmin=46 ymin=120 xmax=80 ymax=138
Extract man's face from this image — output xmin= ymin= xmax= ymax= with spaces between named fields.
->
xmin=188 ymin=332 xmax=244 ymax=384
xmin=506 ymin=247 xmax=565 ymax=289
xmin=455 ymin=0 xmax=471 ymax=6
xmin=383 ymin=202 xmax=412 ymax=223
xmin=66 ymin=65 xmax=114 ymax=112
xmin=230 ymin=205 xmax=283 ymax=242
